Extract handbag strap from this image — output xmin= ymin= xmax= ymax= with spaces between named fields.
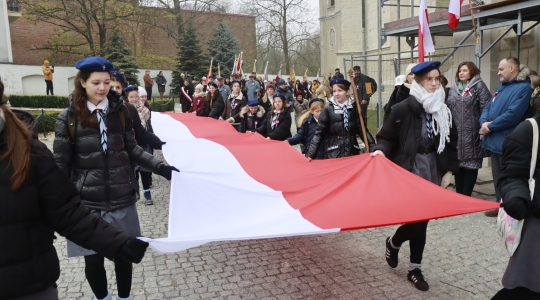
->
xmin=526 ymin=118 xmax=539 ymax=180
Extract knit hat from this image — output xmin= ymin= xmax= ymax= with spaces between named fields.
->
xmin=138 ymin=86 xmax=147 ymax=96
xmin=266 ymin=84 xmax=275 ymax=90
xmin=195 ymin=84 xmax=204 ymax=91
xmin=394 ymin=75 xmax=406 ymax=87
xmin=405 ymin=63 xmax=417 ymax=76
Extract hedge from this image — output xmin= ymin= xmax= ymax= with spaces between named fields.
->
xmin=150 ymin=99 xmax=175 ymax=112
xmin=25 ymin=110 xmax=61 ymax=133
xmin=8 ymin=95 xmax=69 ymax=109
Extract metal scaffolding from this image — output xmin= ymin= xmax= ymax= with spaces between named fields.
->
xmin=344 ymin=0 xmax=540 ymax=131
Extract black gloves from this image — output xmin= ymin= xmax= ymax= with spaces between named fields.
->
xmin=115 ymin=237 xmax=149 ymax=264
xmin=156 ymin=142 xmax=166 ymax=150
xmin=159 ymin=164 xmax=179 ymax=181
xmin=500 ymin=198 xmax=529 ymax=221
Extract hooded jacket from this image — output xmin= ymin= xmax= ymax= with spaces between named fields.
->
xmin=446 ymin=74 xmax=492 ymax=165
xmin=306 ymin=97 xmax=365 ymax=159
xmin=42 ymin=64 xmax=54 ymax=81
xmin=0 ymin=112 xmax=128 ymax=299
xmin=239 ymin=105 xmax=266 ymax=133
xmin=480 ymin=66 xmax=533 ymax=154
xmin=53 ymin=91 xmax=164 ymax=211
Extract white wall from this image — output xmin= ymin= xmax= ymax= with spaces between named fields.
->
xmin=0 ymin=64 xmax=174 ymax=97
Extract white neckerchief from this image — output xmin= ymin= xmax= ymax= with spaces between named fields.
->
xmin=87 ymin=98 xmax=109 ymax=114
xmin=409 ymin=81 xmax=452 ymax=153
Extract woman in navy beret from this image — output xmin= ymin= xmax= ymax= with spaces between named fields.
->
xmin=372 ymin=61 xmax=459 ymax=292
xmin=306 ymin=78 xmax=374 ymax=160
xmin=53 ymin=56 xmax=179 ymax=300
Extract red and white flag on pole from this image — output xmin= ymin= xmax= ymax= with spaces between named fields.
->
xmin=448 ymin=0 xmax=465 ymax=30
xmin=140 ymin=113 xmax=499 ymax=253
xmin=418 ymin=0 xmax=435 ymax=62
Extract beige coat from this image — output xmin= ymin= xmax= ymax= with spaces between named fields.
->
xmin=314 ymin=85 xmax=331 ymax=101
xmin=42 ymin=65 xmax=54 ymax=81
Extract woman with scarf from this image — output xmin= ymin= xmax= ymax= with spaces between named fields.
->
xmin=372 ymin=61 xmax=459 ymax=291
xmin=306 ymin=78 xmax=373 ymax=160
xmin=221 ymin=80 xmax=247 ymax=131
xmin=256 ymin=94 xmax=292 ymax=140
xmin=446 ymin=61 xmax=491 ymax=196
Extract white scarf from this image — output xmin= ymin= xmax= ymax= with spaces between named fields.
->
xmin=409 ymin=81 xmax=452 ymax=154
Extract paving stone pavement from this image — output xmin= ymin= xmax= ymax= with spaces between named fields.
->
xmin=38 ymin=133 xmax=508 ymax=300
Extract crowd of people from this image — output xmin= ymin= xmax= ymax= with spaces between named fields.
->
xmin=2 ymin=55 xmax=540 ymax=299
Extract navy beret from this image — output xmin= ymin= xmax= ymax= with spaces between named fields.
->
xmin=411 ymin=61 xmax=441 ymax=75
xmin=330 ymin=78 xmax=351 ymax=87
xmin=75 ymin=56 xmax=114 ymax=72
xmin=123 ymin=85 xmax=138 ymax=93
xmin=308 ymin=98 xmax=325 ymax=107
xmin=273 ymin=93 xmax=287 ymax=101
xmin=111 ymin=71 xmax=125 ymax=84
xmin=247 ymin=99 xmax=259 ymax=106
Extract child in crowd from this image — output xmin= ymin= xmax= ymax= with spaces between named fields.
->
xmin=257 ymin=94 xmax=292 ymax=140
xmin=239 ymin=99 xmax=266 ymax=133
xmin=292 ymin=91 xmax=309 ymax=126
xmin=287 ymin=98 xmax=325 ymax=159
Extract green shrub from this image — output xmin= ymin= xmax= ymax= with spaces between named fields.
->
xmin=8 ymin=95 xmax=69 ymax=108
xmin=24 ymin=110 xmax=62 ymax=133
xmin=150 ymin=98 xmax=175 ymax=112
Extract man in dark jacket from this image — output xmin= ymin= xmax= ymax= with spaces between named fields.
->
xmin=480 ymin=57 xmax=533 ymax=216
xmin=353 ymin=65 xmax=378 ymax=125
xmin=332 ymin=68 xmax=345 ymax=80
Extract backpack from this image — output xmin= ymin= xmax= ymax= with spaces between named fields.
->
xmin=67 ymin=106 xmax=126 ymax=142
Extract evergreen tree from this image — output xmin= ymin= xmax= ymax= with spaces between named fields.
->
xmin=172 ymin=21 xmax=208 ymax=86
xmin=207 ymin=20 xmax=240 ymax=76
xmin=102 ymin=30 xmax=140 ymax=86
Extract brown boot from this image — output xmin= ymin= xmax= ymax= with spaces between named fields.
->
xmin=159 ymin=92 xmax=163 ymax=99
xmin=484 ymin=209 xmax=499 ymax=217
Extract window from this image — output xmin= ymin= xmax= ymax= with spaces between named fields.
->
xmin=329 ymin=0 xmax=335 ymax=8
xmin=329 ymin=28 xmax=336 ymax=51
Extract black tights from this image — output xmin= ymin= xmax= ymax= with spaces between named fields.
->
xmin=491 ymin=287 xmax=540 ymax=300
xmin=84 ymin=255 xmax=133 ymax=299
xmin=391 ymin=221 xmax=429 ymax=264
xmin=455 ymin=167 xmax=478 ymax=196
xmin=135 ymin=170 xmax=152 ymax=190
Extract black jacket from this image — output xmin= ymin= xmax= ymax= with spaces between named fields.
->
xmin=53 ymin=91 xmax=163 ymax=211
xmin=0 ymin=134 xmax=128 ymax=300
xmin=288 ymin=115 xmax=325 ymax=159
xmin=384 ymin=84 xmax=410 ymax=123
xmin=307 ymin=98 xmax=367 ymax=159
xmin=200 ymin=93 xmax=225 ymax=119
xmin=374 ymin=96 xmax=460 ymax=175
xmin=239 ymin=105 xmax=266 ymax=133
xmin=498 ymin=115 xmax=540 ymax=221
xmin=353 ymin=73 xmax=378 ymax=102
xmin=257 ymin=109 xmax=292 ymax=141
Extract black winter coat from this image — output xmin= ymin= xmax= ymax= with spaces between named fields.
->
xmin=53 ymin=91 xmax=163 ymax=211
xmin=383 ymin=84 xmax=410 ymax=123
xmin=239 ymin=105 xmax=266 ymax=133
xmin=257 ymin=109 xmax=292 ymax=140
xmin=307 ymin=98 xmax=365 ymax=159
xmin=374 ymin=96 xmax=460 ymax=175
xmin=288 ymin=115 xmax=325 ymax=159
xmin=200 ymin=93 xmax=225 ymax=119
xmin=0 ymin=134 xmax=128 ymax=300
xmin=446 ymin=75 xmax=491 ymax=165
xmin=498 ymin=115 xmax=540 ymax=221
xmin=353 ymin=73 xmax=378 ymax=102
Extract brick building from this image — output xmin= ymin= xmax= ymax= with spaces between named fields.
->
xmin=8 ymin=7 xmax=256 ymax=70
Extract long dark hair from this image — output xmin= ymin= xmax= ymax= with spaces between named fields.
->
xmin=0 ymin=81 xmax=32 ymax=191
xmin=72 ymin=71 xmax=111 ymax=128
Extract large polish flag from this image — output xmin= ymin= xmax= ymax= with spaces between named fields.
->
xmin=418 ymin=0 xmax=435 ymax=62
xmin=448 ymin=0 xmax=465 ymax=30
xmin=142 ymin=113 xmax=499 ymax=253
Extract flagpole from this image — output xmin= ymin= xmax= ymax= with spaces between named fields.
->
xmin=469 ymin=0 xmax=478 ymax=36
xmin=347 ymin=69 xmax=370 ymax=153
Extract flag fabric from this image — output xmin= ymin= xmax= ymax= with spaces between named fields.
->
xmin=316 ymin=68 xmax=320 ymax=82
xmin=290 ymin=66 xmax=296 ymax=82
xmin=205 ymin=58 xmax=213 ymax=85
xmin=231 ymin=56 xmax=238 ymax=76
xmin=418 ymin=0 xmax=435 ymax=62
xmin=217 ymin=64 xmax=221 ymax=78
xmin=264 ymin=61 xmax=269 ymax=82
xmin=237 ymin=52 xmax=243 ymax=78
xmin=141 ymin=113 xmax=499 ymax=253
xmin=304 ymin=68 xmax=308 ymax=78
xmin=276 ymin=64 xmax=282 ymax=81
xmin=252 ymin=59 xmax=257 ymax=73
xmin=448 ymin=0 xmax=464 ymax=30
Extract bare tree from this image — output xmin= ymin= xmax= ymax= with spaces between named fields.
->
xmin=250 ymin=0 xmax=316 ymax=72
xmin=19 ymin=0 xmax=137 ymax=55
